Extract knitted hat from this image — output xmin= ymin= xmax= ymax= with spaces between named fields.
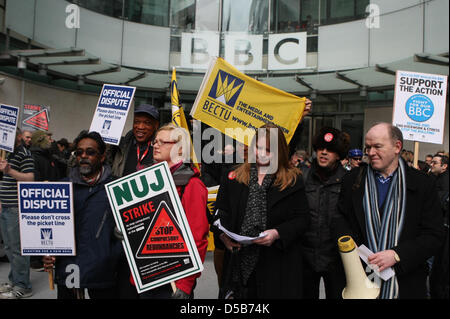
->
xmin=31 ymin=130 xmax=51 ymax=149
xmin=312 ymin=127 xmax=350 ymax=159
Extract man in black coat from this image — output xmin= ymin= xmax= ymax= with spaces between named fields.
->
xmin=302 ymin=127 xmax=350 ymax=299
xmin=429 ymin=154 xmax=449 ymax=298
xmin=430 ymin=154 xmax=449 ymax=208
xmin=334 ymin=122 xmax=444 ymax=299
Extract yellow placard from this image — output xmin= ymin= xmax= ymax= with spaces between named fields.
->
xmin=190 ymin=57 xmax=305 ymax=145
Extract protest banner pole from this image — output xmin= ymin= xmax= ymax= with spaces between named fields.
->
xmin=413 ymin=141 xmax=419 ymax=168
xmin=0 ymin=150 xmax=5 ymax=160
xmin=48 ymin=268 xmax=54 ymax=290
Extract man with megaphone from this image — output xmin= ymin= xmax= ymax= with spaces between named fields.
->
xmin=334 ymin=122 xmax=444 ymax=299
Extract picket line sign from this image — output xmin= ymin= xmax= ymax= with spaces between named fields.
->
xmin=18 ymin=182 xmax=75 ymax=256
xmin=89 ymin=84 xmax=136 ymax=145
xmin=105 ymin=161 xmax=203 ymax=294
xmin=393 ymin=70 xmax=448 ymax=145
xmin=0 ymin=104 xmax=19 ymax=153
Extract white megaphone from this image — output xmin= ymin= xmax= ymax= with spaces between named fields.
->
xmin=338 ymin=235 xmax=380 ymax=299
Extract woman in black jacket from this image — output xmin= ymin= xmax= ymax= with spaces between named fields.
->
xmin=215 ymin=124 xmax=310 ymax=299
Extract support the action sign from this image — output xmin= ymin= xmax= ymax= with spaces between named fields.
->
xmin=105 ymin=162 xmax=203 ymax=294
xmin=393 ymin=70 xmax=448 ymax=144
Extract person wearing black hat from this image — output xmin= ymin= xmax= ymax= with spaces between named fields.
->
xmin=109 ymin=103 xmax=160 ymax=299
xmin=111 ymin=104 xmax=160 ymax=177
xmin=301 ymin=126 xmax=350 ymax=299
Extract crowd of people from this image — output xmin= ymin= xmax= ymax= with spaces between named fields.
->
xmin=0 ymin=100 xmax=448 ymax=300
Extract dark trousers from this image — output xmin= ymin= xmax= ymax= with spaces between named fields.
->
xmin=56 ymin=285 xmax=118 ymax=299
xmin=116 ymin=256 xmax=139 ymax=299
xmin=138 ymin=284 xmax=173 ymax=299
xmin=302 ymin=261 xmax=345 ymax=299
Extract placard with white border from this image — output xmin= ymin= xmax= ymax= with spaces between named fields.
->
xmin=393 ymin=70 xmax=448 ymax=144
xmin=18 ymin=182 xmax=75 ymax=256
xmin=105 ymin=161 xmax=203 ymax=294
xmin=89 ymin=84 xmax=136 ymax=145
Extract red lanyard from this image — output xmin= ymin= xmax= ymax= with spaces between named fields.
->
xmin=136 ymin=141 xmax=151 ymax=170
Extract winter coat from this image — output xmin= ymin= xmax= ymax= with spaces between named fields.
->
xmin=110 ymin=130 xmax=154 ymax=178
xmin=54 ymin=165 xmax=122 ymax=289
xmin=172 ymin=163 xmax=209 ymax=295
xmin=30 ymin=146 xmax=62 ymax=182
xmin=215 ymin=170 xmax=310 ymax=299
xmin=334 ymin=164 xmax=444 ymax=298
xmin=302 ymin=162 xmax=348 ymax=272
xmin=110 ymin=130 xmax=134 ymax=177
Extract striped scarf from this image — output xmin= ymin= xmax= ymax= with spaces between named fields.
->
xmin=363 ymin=158 xmax=406 ymax=299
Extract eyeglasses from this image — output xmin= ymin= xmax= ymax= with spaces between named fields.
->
xmin=151 ymin=139 xmax=177 ymax=147
xmin=351 ymin=157 xmax=362 ymax=161
xmin=75 ymin=148 xmax=99 ymax=157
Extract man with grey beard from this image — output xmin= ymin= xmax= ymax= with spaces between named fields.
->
xmin=43 ymin=131 xmax=122 ymax=299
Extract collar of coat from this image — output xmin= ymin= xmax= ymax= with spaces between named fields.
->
xmin=228 ymin=171 xmax=304 ymax=208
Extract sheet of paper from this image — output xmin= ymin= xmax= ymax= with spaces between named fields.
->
xmin=357 ymin=244 xmax=396 ymax=281
xmin=213 ymin=219 xmax=266 ymax=245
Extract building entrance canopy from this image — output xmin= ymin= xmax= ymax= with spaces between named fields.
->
xmin=6 ymin=48 xmax=449 ymax=96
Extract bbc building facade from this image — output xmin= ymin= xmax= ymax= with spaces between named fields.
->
xmin=0 ymin=0 xmax=448 ymax=157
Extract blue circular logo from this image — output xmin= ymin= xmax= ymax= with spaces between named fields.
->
xmin=405 ymin=94 xmax=434 ymax=122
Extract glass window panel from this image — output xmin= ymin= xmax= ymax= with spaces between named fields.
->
xmin=72 ymin=0 xmax=124 ymax=19
xmin=124 ymin=0 xmax=169 ymax=26
xmin=300 ymin=0 xmax=320 ymax=33
xmin=171 ymin=0 xmax=196 ymax=30
xmin=301 ymin=0 xmax=319 ymax=21
xmin=356 ymin=0 xmax=370 ymax=18
xmin=330 ymin=0 xmax=355 ymax=19
xmin=272 ymin=0 xmax=300 ymax=33
xmin=195 ymin=0 xmax=220 ymax=31
xmin=222 ymin=0 xmax=268 ymax=34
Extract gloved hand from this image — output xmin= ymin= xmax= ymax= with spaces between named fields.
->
xmin=172 ymin=288 xmax=190 ymax=299
xmin=114 ymin=226 xmax=124 ymax=240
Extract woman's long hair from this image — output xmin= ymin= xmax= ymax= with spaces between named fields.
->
xmin=234 ymin=123 xmax=301 ymax=191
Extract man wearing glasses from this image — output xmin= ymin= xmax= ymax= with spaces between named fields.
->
xmin=43 ymin=131 xmax=122 ymax=299
xmin=348 ymin=148 xmax=363 ymax=170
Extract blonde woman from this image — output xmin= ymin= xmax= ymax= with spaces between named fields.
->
xmin=138 ymin=123 xmax=209 ymax=299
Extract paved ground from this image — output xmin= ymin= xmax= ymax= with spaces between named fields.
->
xmin=0 ymin=251 xmax=219 ymax=299
xmin=0 ymin=251 xmax=324 ymax=299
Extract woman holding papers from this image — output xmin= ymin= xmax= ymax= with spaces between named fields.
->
xmin=215 ymin=123 xmax=310 ymax=299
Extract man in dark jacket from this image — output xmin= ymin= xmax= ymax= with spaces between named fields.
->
xmin=429 ymin=154 xmax=449 ymax=298
xmin=109 ymin=104 xmax=160 ymax=298
xmin=110 ymin=104 xmax=160 ymax=177
xmin=334 ymin=123 xmax=444 ymax=299
xmin=430 ymin=154 xmax=449 ymax=207
xmin=302 ymin=127 xmax=350 ymax=299
xmin=43 ymin=131 xmax=122 ymax=299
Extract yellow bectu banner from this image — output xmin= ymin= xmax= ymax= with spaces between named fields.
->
xmin=190 ymin=57 xmax=305 ymax=145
